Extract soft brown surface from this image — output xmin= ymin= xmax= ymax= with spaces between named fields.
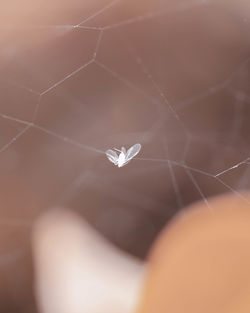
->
xmin=137 ymin=193 xmax=250 ymax=313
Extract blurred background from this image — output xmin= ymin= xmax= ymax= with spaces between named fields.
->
xmin=0 ymin=0 xmax=250 ymax=311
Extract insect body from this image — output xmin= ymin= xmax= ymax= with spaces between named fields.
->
xmin=105 ymin=143 xmax=141 ymax=167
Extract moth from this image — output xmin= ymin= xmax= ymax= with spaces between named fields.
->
xmin=105 ymin=143 xmax=141 ymax=167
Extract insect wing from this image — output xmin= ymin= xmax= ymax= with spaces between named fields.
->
xmin=117 ymin=150 xmax=127 ymax=167
xmin=105 ymin=149 xmax=119 ymax=165
xmin=125 ymin=143 xmax=141 ymax=161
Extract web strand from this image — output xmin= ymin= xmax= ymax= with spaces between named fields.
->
xmin=167 ymin=161 xmax=183 ymax=209
xmin=40 ymin=59 xmax=94 ymax=96
xmin=185 ymin=168 xmax=211 ymax=208
xmin=0 ymin=0 xmax=249 ymax=230
xmin=76 ymin=0 xmax=123 ymax=27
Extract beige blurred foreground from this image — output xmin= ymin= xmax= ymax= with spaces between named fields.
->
xmin=32 ymin=209 xmax=145 ymax=313
xmin=32 ymin=193 xmax=250 ymax=313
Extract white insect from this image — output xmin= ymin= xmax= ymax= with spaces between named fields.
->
xmin=105 ymin=143 xmax=141 ymax=167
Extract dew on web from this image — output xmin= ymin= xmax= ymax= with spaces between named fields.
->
xmin=0 ymin=0 xmax=250 ymax=310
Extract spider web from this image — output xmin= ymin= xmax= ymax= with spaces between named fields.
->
xmin=0 ymin=0 xmax=250 ymax=310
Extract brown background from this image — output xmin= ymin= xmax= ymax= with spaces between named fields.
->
xmin=0 ymin=0 xmax=250 ymax=311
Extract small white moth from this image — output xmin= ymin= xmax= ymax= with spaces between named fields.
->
xmin=105 ymin=143 xmax=141 ymax=167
